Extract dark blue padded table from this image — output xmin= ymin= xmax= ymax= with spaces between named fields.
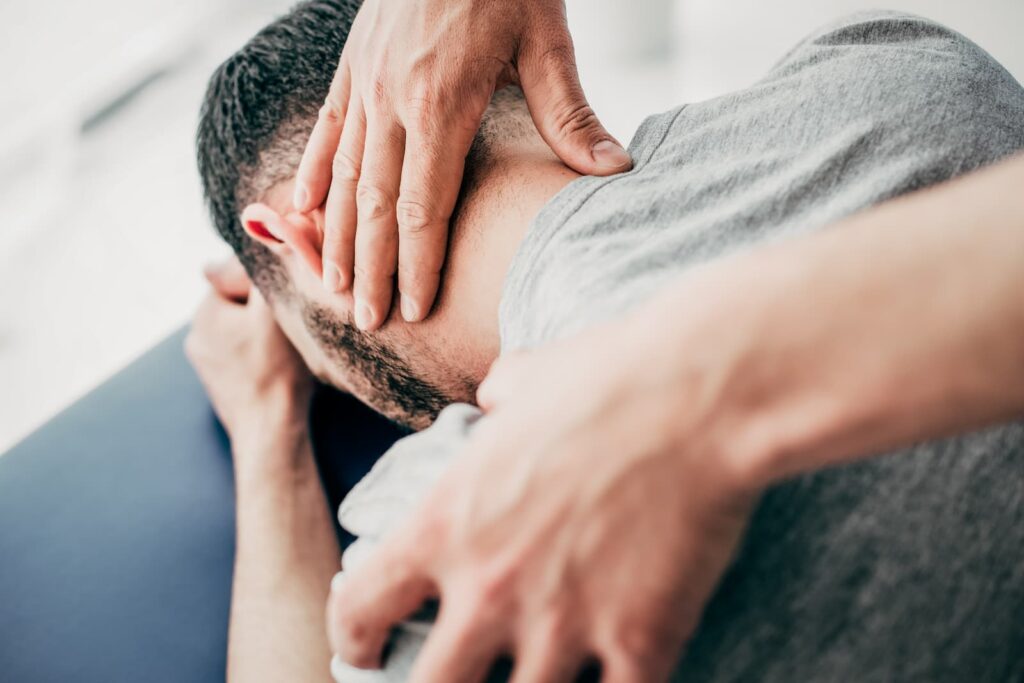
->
xmin=0 ymin=328 xmax=403 ymax=682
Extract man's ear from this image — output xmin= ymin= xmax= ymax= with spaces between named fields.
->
xmin=240 ymin=202 xmax=323 ymax=278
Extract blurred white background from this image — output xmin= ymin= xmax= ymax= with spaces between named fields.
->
xmin=1 ymin=0 xmax=1022 ymax=452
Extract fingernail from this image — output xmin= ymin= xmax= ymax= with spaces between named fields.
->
xmin=331 ymin=571 xmax=346 ymax=593
xmin=591 ymin=140 xmax=631 ymax=170
xmin=400 ymin=295 xmax=420 ymax=322
xmin=323 ymin=262 xmax=343 ymax=292
xmin=355 ymin=300 xmax=375 ymax=331
xmin=293 ymin=184 xmax=308 ymax=211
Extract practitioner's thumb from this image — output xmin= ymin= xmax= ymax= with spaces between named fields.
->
xmin=519 ymin=37 xmax=632 ymax=176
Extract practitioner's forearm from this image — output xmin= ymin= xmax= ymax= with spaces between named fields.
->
xmin=638 ymin=153 xmax=1024 ymax=488
xmin=227 ymin=430 xmax=339 ymax=683
xmin=773 ymin=153 xmax=1024 ymax=481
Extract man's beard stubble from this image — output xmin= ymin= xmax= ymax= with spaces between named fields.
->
xmin=302 ymin=302 xmax=450 ymax=429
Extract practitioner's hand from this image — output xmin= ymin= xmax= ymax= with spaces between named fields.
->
xmin=185 ymin=257 xmax=314 ymax=458
xmin=294 ymin=0 xmax=630 ymax=331
xmin=326 ymin=312 xmax=761 ymax=682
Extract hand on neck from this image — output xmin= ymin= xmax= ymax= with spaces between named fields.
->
xmin=438 ymin=145 xmax=581 ymax=382
xmin=251 ymin=129 xmax=580 ymax=425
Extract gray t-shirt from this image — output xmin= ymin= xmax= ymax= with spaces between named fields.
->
xmin=333 ymin=11 xmax=1024 ymax=682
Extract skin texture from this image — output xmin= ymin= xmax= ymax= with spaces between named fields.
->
xmin=242 ymin=111 xmax=579 ymax=428
xmin=324 ymin=153 xmax=1024 ymax=682
xmin=292 ymin=0 xmax=631 ymax=332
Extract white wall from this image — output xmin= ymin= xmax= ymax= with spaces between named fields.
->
xmin=676 ymin=0 xmax=1024 ymax=101
xmin=567 ymin=0 xmax=1024 ymax=145
xmin=0 ymin=0 xmax=287 ymax=451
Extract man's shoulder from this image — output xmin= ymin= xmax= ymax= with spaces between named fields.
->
xmin=767 ymin=10 xmax=1022 ymax=107
xmin=779 ymin=10 xmax=986 ymax=62
xmin=745 ymin=10 xmax=1024 ymax=164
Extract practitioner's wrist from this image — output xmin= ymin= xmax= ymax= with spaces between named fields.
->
xmin=622 ymin=250 xmax=816 ymax=494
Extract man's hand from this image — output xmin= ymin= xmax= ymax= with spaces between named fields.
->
xmin=327 ymin=318 xmax=759 ymax=682
xmin=294 ymin=0 xmax=631 ymax=331
xmin=188 ymin=258 xmax=339 ymax=682
xmin=185 ymin=257 xmax=314 ymax=455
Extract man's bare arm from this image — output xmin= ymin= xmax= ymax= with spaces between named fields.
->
xmin=227 ymin=430 xmax=339 ymax=683
xmin=185 ymin=258 xmax=340 ymax=682
xmin=697 ymin=151 xmax=1024 ymax=484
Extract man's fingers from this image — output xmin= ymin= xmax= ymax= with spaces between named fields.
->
xmin=192 ymin=289 xmax=244 ymax=329
xmin=395 ymin=82 xmax=488 ymax=322
xmin=322 ymin=94 xmax=365 ymax=294
xmin=186 ymin=290 xmax=248 ymax=363
xmin=203 ymin=257 xmax=251 ymax=303
xmin=518 ymin=36 xmax=631 ymax=177
xmin=245 ymin=286 xmax=274 ymax=320
xmin=352 ymin=116 xmax=405 ymax=331
xmin=294 ymin=56 xmax=352 ymax=212
xmin=328 ymin=544 xmax=436 ymax=669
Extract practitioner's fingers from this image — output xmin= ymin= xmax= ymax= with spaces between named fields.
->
xmin=394 ymin=67 xmax=493 ymax=323
xmin=351 ymin=116 xmax=405 ymax=330
xmin=517 ymin=22 xmax=630 ymax=177
xmin=475 ymin=350 xmax=530 ymax=410
xmin=407 ymin=593 xmax=509 ymax=683
xmin=591 ymin=619 xmax=680 ymax=683
xmin=328 ymin=537 xmax=437 ymax=669
xmin=294 ymin=53 xmax=352 ymax=212
xmin=508 ymin=613 xmax=587 ymax=683
xmin=321 ymin=94 xmax=365 ymax=294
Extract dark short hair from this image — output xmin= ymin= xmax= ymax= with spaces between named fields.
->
xmin=196 ymin=0 xmax=360 ymax=293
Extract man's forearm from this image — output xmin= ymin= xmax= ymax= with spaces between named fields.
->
xmin=640 ymin=153 xmax=1024 ymax=488
xmin=228 ymin=429 xmax=340 ymax=683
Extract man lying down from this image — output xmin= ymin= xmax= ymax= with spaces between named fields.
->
xmin=193 ymin=2 xmax=1024 ymax=681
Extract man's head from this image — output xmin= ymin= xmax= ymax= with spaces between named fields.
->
xmin=197 ymin=0 xmax=570 ymax=428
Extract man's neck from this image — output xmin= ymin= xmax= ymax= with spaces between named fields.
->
xmin=433 ymin=148 xmax=580 ymax=384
